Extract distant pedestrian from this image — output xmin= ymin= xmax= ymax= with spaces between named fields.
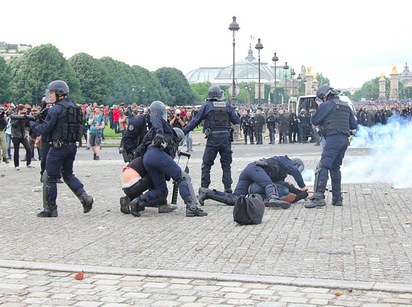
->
xmin=88 ymin=106 xmax=105 ymax=160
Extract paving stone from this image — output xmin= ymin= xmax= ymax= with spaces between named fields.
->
xmin=0 ymin=144 xmax=411 ymax=306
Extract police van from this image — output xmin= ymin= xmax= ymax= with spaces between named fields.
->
xmin=295 ymin=94 xmax=355 ymax=116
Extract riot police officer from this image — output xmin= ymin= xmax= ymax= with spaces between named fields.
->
xmin=119 ymin=109 xmax=150 ymax=162
xmin=129 ymin=101 xmax=207 ymax=217
xmin=198 ymin=156 xmax=306 ymax=208
xmin=183 ymin=85 xmax=241 ymax=193
xmin=305 ymin=84 xmax=358 ymax=208
xmin=29 ymin=80 xmax=94 ymax=217
xmin=266 ymin=110 xmax=277 ymax=144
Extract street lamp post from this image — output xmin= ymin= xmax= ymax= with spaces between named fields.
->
xmin=283 ymin=62 xmax=289 ymax=104
xmin=255 ymin=38 xmax=264 ymax=103
xmin=272 ymin=52 xmax=278 ymax=104
xmin=229 ymin=16 xmax=240 ymax=105
xmin=296 ymin=74 xmax=302 ymax=96
xmin=244 ymin=83 xmax=252 ymax=103
xmin=291 ymin=68 xmax=296 ymax=96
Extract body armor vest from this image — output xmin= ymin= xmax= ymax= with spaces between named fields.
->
xmin=320 ymin=99 xmax=351 ymax=136
xmin=259 ymin=158 xmax=288 ymax=182
xmin=140 ymin=127 xmax=179 ymax=158
xmin=50 ymin=101 xmax=83 ymax=143
xmin=204 ymin=101 xmax=230 ymax=130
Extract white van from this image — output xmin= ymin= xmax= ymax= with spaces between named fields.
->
xmin=296 ymin=94 xmax=355 ymax=115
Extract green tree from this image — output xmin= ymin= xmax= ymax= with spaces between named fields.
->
xmin=191 ymin=82 xmax=211 ymax=103
xmin=352 ymin=77 xmax=390 ymax=101
xmin=68 ymin=53 xmax=108 ymax=104
xmin=131 ymin=65 xmax=167 ymax=105
xmin=99 ymin=57 xmax=138 ymax=105
xmin=155 ymin=67 xmax=195 ymax=106
xmin=9 ymin=44 xmax=81 ymax=104
xmin=316 ymin=73 xmax=330 ymax=87
xmin=0 ymin=57 xmax=11 ymax=103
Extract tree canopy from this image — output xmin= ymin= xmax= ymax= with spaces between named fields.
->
xmin=9 ymin=44 xmax=81 ymax=104
xmin=0 ymin=57 xmax=11 ymax=103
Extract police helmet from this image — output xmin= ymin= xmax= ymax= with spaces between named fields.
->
xmin=173 ymin=127 xmax=185 ymax=146
xmin=48 ymin=80 xmax=69 ymax=96
xmin=291 ymin=158 xmax=305 ymax=173
xmin=316 ymin=84 xmax=340 ymax=100
xmin=207 ymin=85 xmax=223 ymax=101
xmin=150 ymin=100 xmax=167 ymax=120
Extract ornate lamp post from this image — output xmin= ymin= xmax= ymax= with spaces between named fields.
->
xmin=255 ymin=38 xmax=264 ymax=103
xmin=272 ymin=52 xmax=279 ymax=103
xmin=244 ymin=83 xmax=252 ymax=102
xmin=282 ymin=62 xmax=289 ymax=104
xmin=229 ymin=16 xmax=240 ymax=105
xmin=296 ymin=74 xmax=302 ymax=96
xmin=291 ymin=68 xmax=296 ymax=96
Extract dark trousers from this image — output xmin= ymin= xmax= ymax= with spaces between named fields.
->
xmin=12 ymin=137 xmax=31 ymax=167
xmin=143 ymin=146 xmax=189 ymax=201
xmin=315 ymin=134 xmax=349 ymax=199
xmin=201 ymin=135 xmax=233 ymax=190
xmin=234 ymin=163 xmax=278 ymax=198
xmin=268 ymin=128 xmax=275 ymax=144
xmin=46 ymin=144 xmax=83 ymax=206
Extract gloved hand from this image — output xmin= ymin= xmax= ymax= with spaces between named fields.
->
xmin=153 ymin=133 xmax=166 ymax=149
xmin=25 ymin=115 xmax=37 ymax=121
xmin=255 ymin=160 xmax=267 ymax=167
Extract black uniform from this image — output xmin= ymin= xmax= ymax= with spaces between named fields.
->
xmin=266 ymin=113 xmax=277 ymax=144
xmin=253 ymin=111 xmax=265 ymax=144
xmin=119 ymin=114 xmax=150 ymax=162
xmin=29 ymin=97 xmax=93 ymax=217
xmin=184 ymin=100 xmax=240 ymax=192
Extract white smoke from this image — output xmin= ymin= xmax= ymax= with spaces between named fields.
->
xmin=343 ymin=115 xmax=412 ymax=188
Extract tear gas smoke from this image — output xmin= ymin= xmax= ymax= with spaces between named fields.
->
xmin=343 ymin=115 xmax=412 ymax=188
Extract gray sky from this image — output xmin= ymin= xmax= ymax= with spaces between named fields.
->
xmin=3 ymin=0 xmax=410 ymax=89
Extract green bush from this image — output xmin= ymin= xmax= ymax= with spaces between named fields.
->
xmin=103 ymin=127 xmax=122 ymax=138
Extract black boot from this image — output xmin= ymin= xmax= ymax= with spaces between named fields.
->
xmin=37 ymin=204 xmax=58 ymax=218
xmin=305 ymin=192 xmax=326 ymax=208
xmin=267 ymin=195 xmax=291 ymax=209
xmin=143 ymin=197 xmax=177 ymax=213
xmin=292 ymin=191 xmax=309 ymax=203
xmin=185 ymin=196 xmax=208 ymax=217
xmin=197 ymin=187 xmax=237 ymax=206
xmin=332 ymin=195 xmax=343 ymax=206
xmin=120 ymin=196 xmax=130 ymax=214
xmin=76 ymin=189 xmax=94 ymax=213
xmin=129 ymin=195 xmax=147 ymax=217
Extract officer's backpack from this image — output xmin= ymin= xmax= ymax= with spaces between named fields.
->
xmin=233 ymin=194 xmax=265 ymax=225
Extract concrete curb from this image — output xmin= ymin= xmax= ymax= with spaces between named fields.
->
xmin=1 ymin=259 xmax=410 ymax=294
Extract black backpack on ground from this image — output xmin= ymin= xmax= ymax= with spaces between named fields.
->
xmin=233 ymin=194 xmax=265 ymax=225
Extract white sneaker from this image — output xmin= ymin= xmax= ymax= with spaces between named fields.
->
xmin=15 ymin=166 xmax=20 ymax=171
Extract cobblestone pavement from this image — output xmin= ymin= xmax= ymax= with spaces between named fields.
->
xmin=0 ymin=139 xmax=411 ymax=305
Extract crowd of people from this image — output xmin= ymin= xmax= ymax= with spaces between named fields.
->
xmin=2 ymin=80 xmax=412 ymax=219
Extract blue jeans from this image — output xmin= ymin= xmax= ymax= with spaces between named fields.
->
xmin=185 ymin=131 xmax=193 ymax=150
xmin=6 ymin=133 xmax=12 ymax=158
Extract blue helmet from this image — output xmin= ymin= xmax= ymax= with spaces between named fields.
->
xmin=150 ymin=100 xmax=167 ymax=120
xmin=207 ymin=85 xmax=223 ymax=101
xmin=48 ymin=80 xmax=69 ymax=96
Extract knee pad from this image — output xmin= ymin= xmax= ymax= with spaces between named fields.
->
xmin=48 ymin=175 xmax=61 ymax=184
xmin=123 ymin=176 xmax=152 ymax=199
xmin=248 ymin=183 xmax=265 ymax=195
xmin=176 ymin=176 xmax=191 ymax=201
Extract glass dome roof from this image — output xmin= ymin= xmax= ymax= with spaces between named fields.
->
xmin=185 ymin=45 xmax=282 ymax=85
